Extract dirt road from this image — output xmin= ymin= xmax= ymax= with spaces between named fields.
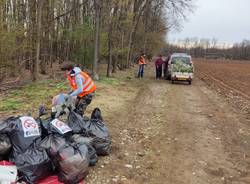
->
xmin=86 ymin=63 xmax=250 ymax=184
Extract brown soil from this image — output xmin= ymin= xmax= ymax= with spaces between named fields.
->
xmin=194 ymin=59 xmax=250 ymax=113
xmin=84 ymin=61 xmax=250 ymax=184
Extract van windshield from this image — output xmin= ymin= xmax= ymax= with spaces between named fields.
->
xmin=171 ymin=57 xmax=190 ymax=64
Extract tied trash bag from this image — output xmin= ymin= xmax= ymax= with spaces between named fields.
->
xmin=67 ymin=108 xmax=111 ymax=155
xmin=15 ymin=146 xmax=53 ymax=184
xmin=0 ymin=134 xmax=12 ymax=156
xmin=67 ymin=111 xmax=89 ymax=134
xmin=68 ymin=108 xmax=111 ymax=155
xmin=70 ymin=135 xmax=98 ymax=166
xmin=0 ymin=116 xmax=42 ymax=160
xmin=39 ymin=118 xmax=72 ymax=137
xmin=84 ymin=108 xmax=111 ymax=156
xmin=57 ymin=143 xmax=89 ymax=183
xmin=41 ymin=135 xmax=89 ymax=183
xmin=91 ymin=108 xmax=103 ymax=121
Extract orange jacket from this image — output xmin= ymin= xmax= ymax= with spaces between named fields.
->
xmin=138 ymin=56 xmax=146 ymax=65
xmin=68 ymin=71 xmax=96 ymax=97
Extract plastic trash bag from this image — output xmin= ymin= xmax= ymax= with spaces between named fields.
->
xmin=39 ymin=118 xmax=72 ymax=137
xmin=15 ymin=146 xmax=53 ymax=184
xmin=84 ymin=108 xmax=111 ymax=156
xmin=52 ymin=94 xmax=76 ymax=118
xmin=57 ymin=143 xmax=89 ymax=183
xmin=0 ymin=116 xmax=42 ymax=160
xmin=0 ymin=161 xmax=17 ymax=183
xmin=90 ymin=108 xmax=103 ymax=121
xmin=87 ymin=144 xmax=98 ymax=166
xmin=67 ymin=108 xmax=111 ymax=155
xmin=41 ymin=135 xmax=89 ymax=183
xmin=0 ymin=134 xmax=12 ymax=156
xmin=70 ymin=134 xmax=93 ymax=145
xmin=67 ymin=111 xmax=89 ymax=134
xmin=70 ymin=135 xmax=97 ymax=166
xmin=40 ymin=135 xmax=68 ymax=163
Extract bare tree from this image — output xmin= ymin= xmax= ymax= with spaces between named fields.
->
xmin=93 ymin=0 xmax=101 ymax=80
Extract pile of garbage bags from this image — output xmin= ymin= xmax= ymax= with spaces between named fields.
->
xmin=0 ymin=107 xmax=111 ymax=184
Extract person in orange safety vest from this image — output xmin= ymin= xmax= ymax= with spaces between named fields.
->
xmin=137 ymin=53 xmax=146 ymax=78
xmin=61 ymin=62 xmax=96 ymax=116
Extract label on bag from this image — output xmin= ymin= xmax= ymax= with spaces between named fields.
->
xmin=20 ymin=116 xmax=40 ymax=138
xmin=51 ymin=119 xmax=72 ymax=134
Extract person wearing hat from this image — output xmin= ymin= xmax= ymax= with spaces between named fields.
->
xmin=61 ymin=62 xmax=96 ymax=116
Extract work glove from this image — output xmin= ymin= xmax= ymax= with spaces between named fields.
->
xmin=85 ymin=94 xmax=93 ymax=105
xmin=64 ymin=94 xmax=70 ymax=102
xmin=67 ymin=90 xmax=73 ymax=95
xmin=38 ymin=105 xmax=47 ymax=117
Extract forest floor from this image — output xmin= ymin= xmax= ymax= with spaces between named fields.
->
xmin=0 ymin=60 xmax=250 ymax=184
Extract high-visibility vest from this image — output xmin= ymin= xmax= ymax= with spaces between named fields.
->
xmin=138 ymin=56 xmax=146 ymax=65
xmin=68 ymin=71 xmax=96 ymax=97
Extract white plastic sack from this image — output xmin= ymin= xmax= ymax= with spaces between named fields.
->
xmin=0 ymin=165 xmax=17 ymax=183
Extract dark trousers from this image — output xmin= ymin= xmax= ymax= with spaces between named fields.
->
xmin=138 ymin=65 xmax=145 ymax=78
xmin=163 ymin=68 xmax=167 ymax=78
xmin=156 ymin=66 xmax=162 ymax=78
xmin=75 ymin=93 xmax=93 ymax=116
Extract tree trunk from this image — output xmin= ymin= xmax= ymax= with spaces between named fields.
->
xmin=126 ymin=17 xmax=137 ymax=68
xmin=107 ymin=6 xmax=114 ymax=77
xmin=33 ymin=0 xmax=43 ymax=80
xmin=126 ymin=0 xmax=148 ymax=68
xmin=30 ymin=0 xmax=37 ymax=81
xmin=93 ymin=0 xmax=101 ymax=80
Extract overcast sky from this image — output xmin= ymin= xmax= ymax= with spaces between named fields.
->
xmin=168 ymin=0 xmax=250 ymax=45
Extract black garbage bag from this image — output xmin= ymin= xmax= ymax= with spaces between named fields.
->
xmin=41 ymin=135 xmax=89 ymax=183
xmin=39 ymin=117 xmax=72 ymax=137
xmin=68 ymin=108 xmax=111 ymax=156
xmin=15 ymin=146 xmax=53 ymax=184
xmin=83 ymin=123 xmax=110 ymax=155
xmin=87 ymin=144 xmax=98 ymax=166
xmin=0 ymin=134 xmax=12 ymax=156
xmin=40 ymin=135 xmax=68 ymax=162
xmin=57 ymin=143 xmax=89 ymax=183
xmin=92 ymin=135 xmax=111 ymax=156
xmin=67 ymin=111 xmax=89 ymax=134
xmin=0 ymin=116 xmax=42 ymax=160
xmin=91 ymin=108 xmax=103 ymax=121
xmin=84 ymin=108 xmax=111 ymax=155
xmin=70 ymin=134 xmax=98 ymax=166
xmin=70 ymin=134 xmax=93 ymax=145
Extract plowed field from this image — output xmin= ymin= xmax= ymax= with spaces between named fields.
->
xmin=194 ymin=59 xmax=250 ymax=113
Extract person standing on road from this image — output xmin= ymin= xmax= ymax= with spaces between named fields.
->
xmin=137 ymin=53 xmax=146 ymax=78
xmin=61 ymin=62 xmax=96 ymax=116
xmin=155 ymin=55 xmax=163 ymax=79
xmin=163 ymin=54 xmax=171 ymax=79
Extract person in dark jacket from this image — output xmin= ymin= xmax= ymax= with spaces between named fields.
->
xmin=155 ymin=55 xmax=163 ymax=79
xmin=163 ymin=55 xmax=171 ymax=79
